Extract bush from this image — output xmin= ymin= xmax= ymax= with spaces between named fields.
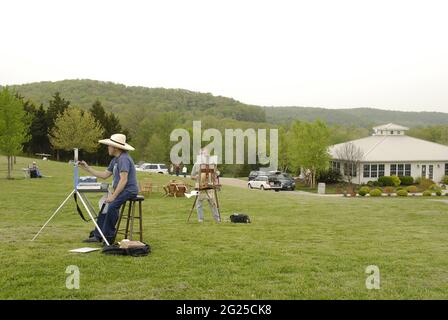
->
xmin=397 ymin=189 xmax=408 ymax=197
xmin=429 ymin=184 xmax=442 ymax=192
xmin=358 ymin=186 xmax=370 ymax=196
xmin=398 ymin=176 xmax=414 ymax=186
xmin=367 ymin=180 xmax=381 ymax=187
xmin=419 ymin=178 xmax=435 ymax=190
xmin=378 ymin=176 xmax=401 ymax=187
xmin=422 ymin=190 xmax=432 ymax=197
xmin=383 ymin=186 xmax=395 ymax=195
xmin=317 ymin=169 xmax=342 ymax=184
xmin=442 ymin=175 xmax=448 ymax=185
xmin=406 ymin=185 xmax=418 ymax=194
xmin=369 ymin=188 xmax=383 ymax=197
xmin=436 ymin=190 xmax=442 ymax=196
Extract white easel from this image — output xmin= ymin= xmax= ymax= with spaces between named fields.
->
xmin=31 ymin=148 xmax=110 ymax=245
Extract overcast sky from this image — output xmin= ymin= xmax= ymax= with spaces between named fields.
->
xmin=1 ymin=0 xmax=447 ymax=112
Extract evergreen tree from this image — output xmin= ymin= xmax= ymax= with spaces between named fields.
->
xmin=88 ymin=100 xmax=129 ymax=164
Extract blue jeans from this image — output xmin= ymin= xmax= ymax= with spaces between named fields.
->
xmin=94 ymin=189 xmax=137 ymax=241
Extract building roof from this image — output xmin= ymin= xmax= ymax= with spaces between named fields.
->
xmin=330 ymin=125 xmax=448 ymax=162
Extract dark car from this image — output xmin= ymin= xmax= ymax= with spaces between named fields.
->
xmin=269 ymin=171 xmax=296 ymax=190
xmin=248 ymin=170 xmax=263 ymax=181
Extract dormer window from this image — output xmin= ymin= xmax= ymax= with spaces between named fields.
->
xmin=391 ymin=131 xmax=394 ymax=135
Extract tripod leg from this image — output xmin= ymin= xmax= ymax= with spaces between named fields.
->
xmin=31 ymin=189 xmax=76 ymax=241
xmin=214 ymin=188 xmax=221 ymax=220
xmin=187 ymin=194 xmax=199 ymax=222
xmin=76 ymin=191 xmax=110 ymax=246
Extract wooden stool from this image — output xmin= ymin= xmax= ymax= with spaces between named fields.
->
xmin=115 ymin=195 xmax=144 ymax=242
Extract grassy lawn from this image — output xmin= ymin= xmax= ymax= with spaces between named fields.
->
xmin=1 ymin=156 xmax=448 ymax=299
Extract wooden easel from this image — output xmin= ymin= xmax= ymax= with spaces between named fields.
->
xmin=187 ymin=163 xmax=221 ymax=222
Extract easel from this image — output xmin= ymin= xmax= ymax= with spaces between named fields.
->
xmin=187 ymin=162 xmax=221 ymax=222
xmin=31 ymin=148 xmax=110 ymax=245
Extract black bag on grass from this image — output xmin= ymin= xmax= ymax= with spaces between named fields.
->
xmin=102 ymin=243 xmax=151 ymax=257
xmin=230 ymin=213 xmax=251 ymax=223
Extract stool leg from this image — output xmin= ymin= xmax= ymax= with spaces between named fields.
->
xmin=139 ymin=201 xmax=143 ymax=242
xmin=114 ymin=202 xmax=126 ymax=241
xmin=130 ymin=201 xmax=136 ymax=240
xmin=124 ymin=201 xmax=132 ymax=239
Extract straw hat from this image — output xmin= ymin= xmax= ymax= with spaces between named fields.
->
xmin=98 ymin=134 xmax=135 ymax=151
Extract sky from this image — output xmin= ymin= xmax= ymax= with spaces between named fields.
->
xmin=1 ymin=0 xmax=447 ymax=112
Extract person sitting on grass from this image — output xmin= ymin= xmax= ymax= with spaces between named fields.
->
xmin=29 ymin=161 xmax=42 ymax=178
xmin=79 ymin=133 xmax=138 ymax=244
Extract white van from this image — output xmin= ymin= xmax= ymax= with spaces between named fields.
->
xmin=138 ymin=163 xmax=169 ymax=174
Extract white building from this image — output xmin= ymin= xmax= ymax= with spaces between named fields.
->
xmin=329 ymin=123 xmax=448 ymax=184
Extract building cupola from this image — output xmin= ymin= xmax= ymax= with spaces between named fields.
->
xmin=372 ymin=123 xmax=409 ymax=136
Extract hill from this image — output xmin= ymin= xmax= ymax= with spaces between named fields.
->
xmin=265 ymin=106 xmax=448 ymax=128
xmin=4 ymin=79 xmax=448 ymax=129
xmin=5 ymin=79 xmax=266 ymax=123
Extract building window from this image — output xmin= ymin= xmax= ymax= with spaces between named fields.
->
xmin=390 ymin=164 xmax=397 ymax=176
xmin=390 ymin=163 xmax=411 ymax=177
xmin=330 ymin=161 xmax=341 ymax=173
xmin=371 ymin=164 xmax=378 ymax=178
xmin=445 ymin=163 xmax=448 ymax=176
xmin=429 ymin=165 xmax=434 ymax=180
xmin=405 ymin=164 xmax=411 ymax=176
xmin=344 ymin=163 xmax=357 ymax=177
xmin=363 ymin=164 xmax=370 ymax=178
xmin=363 ymin=164 xmax=385 ymax=178
xmin=378 ymin=164 xmax=385 ymax=177
xmin=397 ymin=164 xmax=404 ymax=176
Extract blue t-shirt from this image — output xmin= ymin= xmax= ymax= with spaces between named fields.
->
xmin=107 ymin=152 xmax=138 ymax=194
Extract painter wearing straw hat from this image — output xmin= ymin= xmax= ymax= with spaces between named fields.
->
xmin=79 ymin=133 xmax=138 ymax=244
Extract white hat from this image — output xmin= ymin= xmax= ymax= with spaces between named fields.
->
xmin=98 ymin=133 xmax=135 ymax=151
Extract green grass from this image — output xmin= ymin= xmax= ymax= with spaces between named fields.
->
xmin=1 ymin=156 xmax=448 ymax=299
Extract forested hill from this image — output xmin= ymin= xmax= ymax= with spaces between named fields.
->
xmin=5 ymin=79 xmax=448 ymax=128
xmin=5 ymin=79 xmax=266 ymax=123
xmin=265 ymin=106 xmax=448 ymax=128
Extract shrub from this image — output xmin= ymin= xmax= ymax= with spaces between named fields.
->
xmin=383 ymin=186 xmax=395 ymax=195
xmin=397 ymin=189 xmax=408 ymax=197
xmin=422 ymin=190 xmax=432 ymax=197
xmin=429 ymin=184 xmax=442 ymax=192
xmin=406 ymin=185 xmax=418 ymax=194
xmin=317 ymin=169 xmax=342 ymax=184
xmin=442 ymin=175 xmax=448 ymax=185
xmin=369 ymin=188 xmax=383 ymax=197
xmin=436 ymin=190 xmax=442 ymax=196
xmin=419 ymin=178 xmax=435 ymax=190
xmin=398 ymin=176 xmax=414 ymax=186
xmin=378 ymin=176 xmax=401 ymax=187
xmin=358 ymin=186 xmax=370 ymax=197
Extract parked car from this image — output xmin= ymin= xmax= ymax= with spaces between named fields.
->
xmin=248 ymin=170 xmax=263 ymax=181
xmin=138 ymin=163 xmax=169 ymax=174
xmin=248 ymin=175 xmax=282 ymax=191
xmin=269 ymin=171 xmax=296 ymax=190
